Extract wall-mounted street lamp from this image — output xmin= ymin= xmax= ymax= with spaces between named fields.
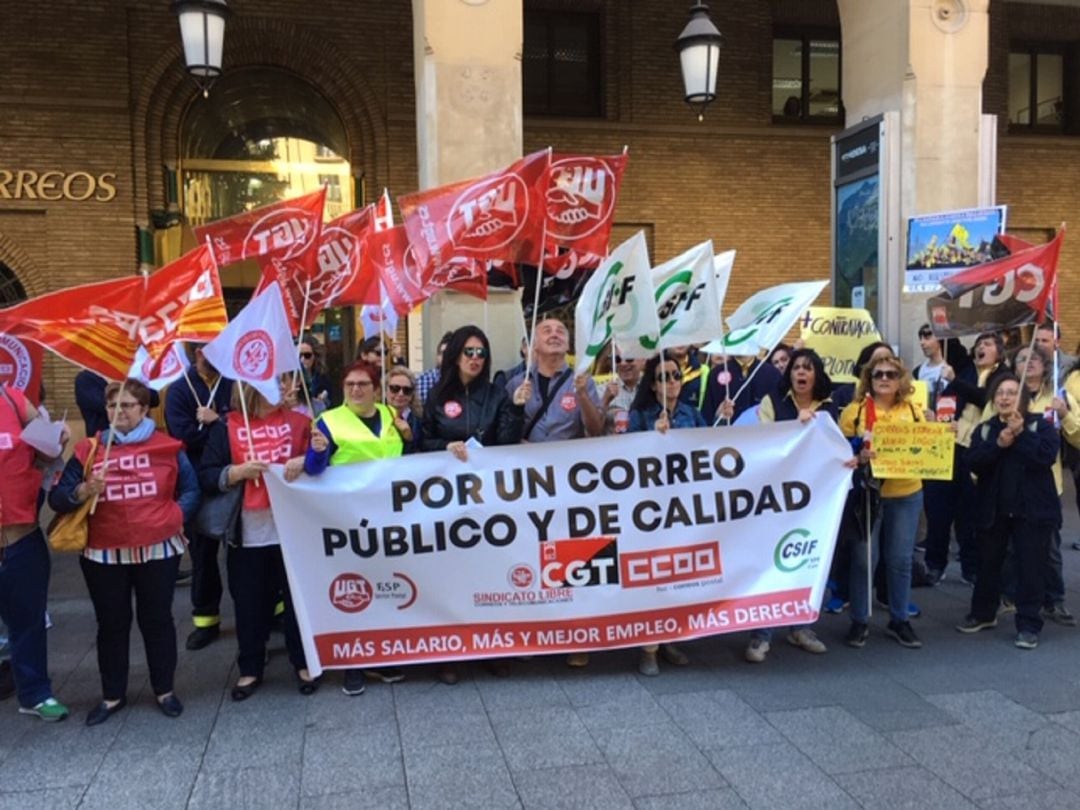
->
xmin=172 ymin=0 xmax=231 ymax=98
xmin=675 ymin=2 xmax=723 ymax=121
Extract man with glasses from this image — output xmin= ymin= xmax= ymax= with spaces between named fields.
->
xmin=417 ymin=331 xmax=453 ymax=407
xmin=601 ymin=347 xmax=644 ymax=434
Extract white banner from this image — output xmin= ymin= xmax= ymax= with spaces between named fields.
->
xmin=703 ymin=279 xmax=829 ymax=356
xmin=643 ymin=240 xmax=723 ymax=352
xmin=266 ymin=419 xmax=853 ymax=675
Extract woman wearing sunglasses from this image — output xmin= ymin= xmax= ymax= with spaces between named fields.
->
xmin=384 ymin=366 xmax=423 ymax=454
xmin=422 ymin=325 xmax=525 ymax=683
xmin=839 ymin=356 xmax=925 ymax=650
xmin=305 ymin=359 xmax=412 ymax=695
xmin=297 ymin=336 xmax=333 ymax=415
xmin=626 ymin=352 xmax=704 ymax=675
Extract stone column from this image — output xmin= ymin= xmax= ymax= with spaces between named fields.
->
xmin=838 ymin=0 xmax=992 ymax=360
xmin=410 ymin=0 xmax=525 ymax=372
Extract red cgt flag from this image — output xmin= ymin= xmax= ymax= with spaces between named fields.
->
xmin=194 ymin=187 xmax=327 ymax=268
xmin=398 ymin=150 xmax=551 ymax=275
xmin=543 ymin=152 xmax=628 ymax=274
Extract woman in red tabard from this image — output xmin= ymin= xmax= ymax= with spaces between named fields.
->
xmin=198 ymin=378 xmax=313 ymax=701
xmin=50 ymin=379 xmax=200 ymax=726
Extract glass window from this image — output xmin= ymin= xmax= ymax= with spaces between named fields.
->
xmin=524 ymin=10 xmax=602 ymax=117
xmin=772 ymin=30 xmax=841 ymax=123
xmin=1009 ymin=46 xmax=1065 ymax=131
xmin=0 ymin=262 xmax=27 ymax=306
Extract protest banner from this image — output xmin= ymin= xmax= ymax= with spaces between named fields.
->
xmin=798 ymin=307 xmax=881 ymax=383
xmin=904 ymin=206 xmax=1006 ymax=291
xmin=870 ymin=421 xmax=955 ymax=480
xmin=264 ymin=419 xmax=853 ymax=675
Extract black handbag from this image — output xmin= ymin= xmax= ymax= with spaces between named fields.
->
xmin=193 ymin=471 xmax=243 ymax=546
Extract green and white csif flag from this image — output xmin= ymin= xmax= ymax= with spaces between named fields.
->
xmin=573 ymin=231 xmax=657 ymax=374
xmin=639 ymin=240 xmax=722 ymax=352
xmin=702 ymin=279 xmax=829 ymax=356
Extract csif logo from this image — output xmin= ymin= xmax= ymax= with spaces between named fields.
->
xmin=639 ymin=270 xmax=705 ymax=350
xmin=773 ymin=528 xmax=819 ymax=573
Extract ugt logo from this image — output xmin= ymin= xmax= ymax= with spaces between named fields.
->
xmin=242 ymin=208 xmax=316 ymax=260
xmin=449 ymin=175 xmax=527 ymax=250
xmin=546 ymin=157 xmax=614 ymax=239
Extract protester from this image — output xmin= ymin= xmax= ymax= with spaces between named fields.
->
xmin=956 ymin=373 xmax=1060 ymax=649
xmin=767 ymin=343 xmax=794 ymax=377
xmin=666 ymin=344 xmax=705 ymax=408
xmin=417 ymin=331 xmax=453 ymax=405
xmin=357 ymin=336 xmax=385 ymax=367
xmin=840 ymin=356 xmax=925 ymax=649
xmin=625 ymin=352 xmax=699 ymax=675
xmin=385 ymin=366 xmax=423 ymax=454
xmin=51 ymin=379 xmax=199 ymax=725
xmin=298 ymin=334 xmax=333 ymax=414
xmin=0 ymin=384 xmax=69 ymax=721
xmin=305 ymin=360 xmax=410 ymax=693
xmin=425 ymin=325 xmax=526 ymax=682
xmin=165 ymin=345 xmax=234 ymax=651
xmin=746 ymin=349 xmax=836 ymax=663
xmin=492 ymin=336 xmax=528 ymax=392
xmin=199 ymin=379 xmax=315 ymax=700
xmin=700 ymin=352 xmax=781 ymax=424
xmin=600 ymin=347 xmax=644 ymax=434
xmin=1053 ymin=357 xmax=1080 ymax=552
xmin=1036 ymin=321 xmax=1078 ymax=372
xmin=76 ymin=369 xmax=160 ymax=438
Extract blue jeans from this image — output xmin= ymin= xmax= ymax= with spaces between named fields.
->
xmin=850 ymin=490 xmax=923 ymax=624
xmin=0 ymin=529 xmax=54 ymax=708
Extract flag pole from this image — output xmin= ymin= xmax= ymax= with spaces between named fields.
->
xmin=525 ymin=147 xmax=553 ymax=380
xmin=89 ymin=380 xmax=125 ymax=516
xmin=236 ymin=380 xmax=261 ymax=488
xmin=660 ymin=352 xmax=668 ymax=415
xmin=295 ymin=278 xmax=315 ymax=414
xmin=379 ymin=279 xmax=389 ymax=403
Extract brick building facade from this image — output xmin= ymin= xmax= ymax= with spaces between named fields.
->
xmin=1 ymin=0 xmax=1078 ymax=409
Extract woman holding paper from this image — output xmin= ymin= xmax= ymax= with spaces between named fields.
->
xmin=305 ymin=359 xmax=410 ymax=693
xmin=840 ymin=356 xmax=925 ymax=650
xmin=956 ymin=373 xmax=1060 ymax=649
xmin=384 ymin=366 xmax=424 ymax=454
xmin=198 ymin=377 xmax=313 ymax=701
xmin=745 ymin=349 xmax=835 ymax=663
xmin=50 ymin=379 xmax=200 ymax=725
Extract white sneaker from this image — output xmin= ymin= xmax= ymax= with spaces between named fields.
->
xmin=744 ymin=639 xmax=770 ymax=663
xmin=787 ymin=628 xmax=827 ymax=654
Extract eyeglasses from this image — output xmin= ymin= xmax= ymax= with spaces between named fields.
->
xmin=344 ymin=380 xmax=374 ymax=389
xmin=387 ymin=384 xmax=413 ymax=396
xmin=462 ymin=346 xmax=488 ymax=359
xmin=615 ymin=355 xmax=631 ymax=364
xmin=871 ymin=369 xmax=900 ymax=381
xmin=107 ymin=401 xmax=141 ymax=411
xmin=299 ymin=351 xmax=314 ymax=359
xmin=918 ymin=330 xmax=933 ymax=339
xmin=655 ymin=369 xmax=682 ymax=383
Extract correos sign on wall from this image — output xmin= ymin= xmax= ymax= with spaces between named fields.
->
xmin=0 ymin=169 xmax=117 ymax=202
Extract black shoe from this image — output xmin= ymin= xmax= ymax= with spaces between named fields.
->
xmin=437 ymin=665 xmax=460 ymax=685
xmin=175 ymin=568 xmax=192 ymax=585
xmin=844 ymin=622 xmax=870 ymax=648
xmin=157 ymin=693 xmax=183 ymax=718
xmin=297 ymin=671 xmax=320 ymax=695
xmin=342 ymin=669 xmax=366 ymax=696
xmin=230 ymin=677 xmax=262 ymax=701
xmin=0 ymin=660 xmax=14 ymax=701
xmin=86 ymin=698 xmax=126 ymax=727
xmin=1071 ymin=541 xmax=1080 ymax=552
xmin=886 ymin=620 xmax=923 ymax=648
xmin=185 ymin=625 xmax=220 ymax=651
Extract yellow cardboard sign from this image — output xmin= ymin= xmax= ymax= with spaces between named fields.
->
xmin=799 ymin=307 xmax=881 ymax=383
xmin=910 ymin=380 xmax=929 ymax=413
xmin=870 ymin=421 xmax=955 ymax=480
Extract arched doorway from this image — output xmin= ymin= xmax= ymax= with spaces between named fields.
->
xmin=179 ymin=66 xmax=359 ymax=382
xmin=0 ymin=262 xmax=28 ymax=306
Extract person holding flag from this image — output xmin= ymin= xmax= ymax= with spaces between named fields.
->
xmin=165 ymin=345 xmax=234 ymax=651
xmin=50 ymin=379 xmax=200 ymax=725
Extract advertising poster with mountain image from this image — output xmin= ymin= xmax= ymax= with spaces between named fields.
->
xmin=834 ymin=175 xmax=879 ymax=324
xmin=904 ymin=206 xmax=1006 ymax=292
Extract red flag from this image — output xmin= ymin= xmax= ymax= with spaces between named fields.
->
xmin=141 ymin=245 xmax=228 ymax=364
xmin=0 ymin=333 xmax=43 ymax=405
xmin=317 ymin=205 xmax=381 ymax=308
xmin=543 ymin=152 xmax=628 ymax=273
xmin=0 ymin=276 xmax=143 ymax=380
xmin=421 ymin=258 xmax=489 ymax=301
xmin=361 ymin=225 xmax=427 ymax=316
xmin=398 ymin=150 xmax=551 ymax=274
xmin=194 ymin=187 xmax=327 ymax=268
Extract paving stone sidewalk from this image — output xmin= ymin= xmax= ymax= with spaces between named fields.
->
xmin=3 ymin=489 xmax=1080 ymax=809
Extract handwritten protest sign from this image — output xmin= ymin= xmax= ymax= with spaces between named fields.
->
xmin=871 ymin=421 xmax=954 ymax=480
xmin=799 ymin=307 xmax=881 ymax=383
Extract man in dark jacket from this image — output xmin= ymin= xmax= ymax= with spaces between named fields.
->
xmin=700 ymin=354 xmax=781 ymax=424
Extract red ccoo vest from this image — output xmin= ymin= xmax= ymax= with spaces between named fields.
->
xmin=0 ymin=386 xmax=42 ymax=527
xmin=227 ymin=409 xmax=311 ymax=511
xmin=75 ymin=431 xmax=185 ymax=550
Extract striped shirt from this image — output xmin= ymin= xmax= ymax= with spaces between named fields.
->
xmin=82 ymin=534 xmax=187 ymax=565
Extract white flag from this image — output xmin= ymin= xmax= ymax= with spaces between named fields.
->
xmin=703 ymin=280 xmax=829 ymax=357
xmin=573 ymin=231 xmax=657 ymax=374
xmin=127 ymin=343 xmax=189 ymax=391
xmin=640 ymin=240 xmax=722 ymax=352
xmin=361 ymin=296 xmax=399 ymax=339
xmin=202 ymin=281 xmax=300 ymax=405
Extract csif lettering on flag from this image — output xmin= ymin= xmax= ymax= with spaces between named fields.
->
xmin=398 ymin=149 xmax=552 ymax=274
xmin=573 ymin=231 xmax=657 ymax=375
xmin=926 ymin=229 xmax=1064 ymax=339
xmin=703 ymin=280 xmax=829 ymax=357
xmin=639 ymin=241 xmax=722 ymax=352
xmin=543 ymin=152 xmax=628 ymax=274
xmin=194 ymin=187 xmax=327 ymax=268
xmin=200 ymin=281 xmax=301 ymax=406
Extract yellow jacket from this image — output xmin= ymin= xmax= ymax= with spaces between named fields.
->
xmin=840 ymin=396 xmax=924 ymax=499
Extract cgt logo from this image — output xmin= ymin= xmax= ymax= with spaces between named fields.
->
xmin=539 ymin=537 xmax=619 ymax=588
xmin=774 ymin=528 xmax=819 ymax=573
xmin=620 ymin=541 xmax=722 ymax=588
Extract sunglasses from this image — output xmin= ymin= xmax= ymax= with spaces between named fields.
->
xmin=872 ymin=369 xmax=900 ymax=381
xmin=462 ymin=346 xmax=488 ymax=359
xmin=299 ymin=351 xmax=314 ymax=359
xmin=655 ymin=369 xmax=682 ymax=383
xmin=917 ymin=330 xmax=933 ymax=339
xmin=615 ymin=355 xmax=631 ymax=364
xmin=387 ymin=384 xmax=413 ymax=396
